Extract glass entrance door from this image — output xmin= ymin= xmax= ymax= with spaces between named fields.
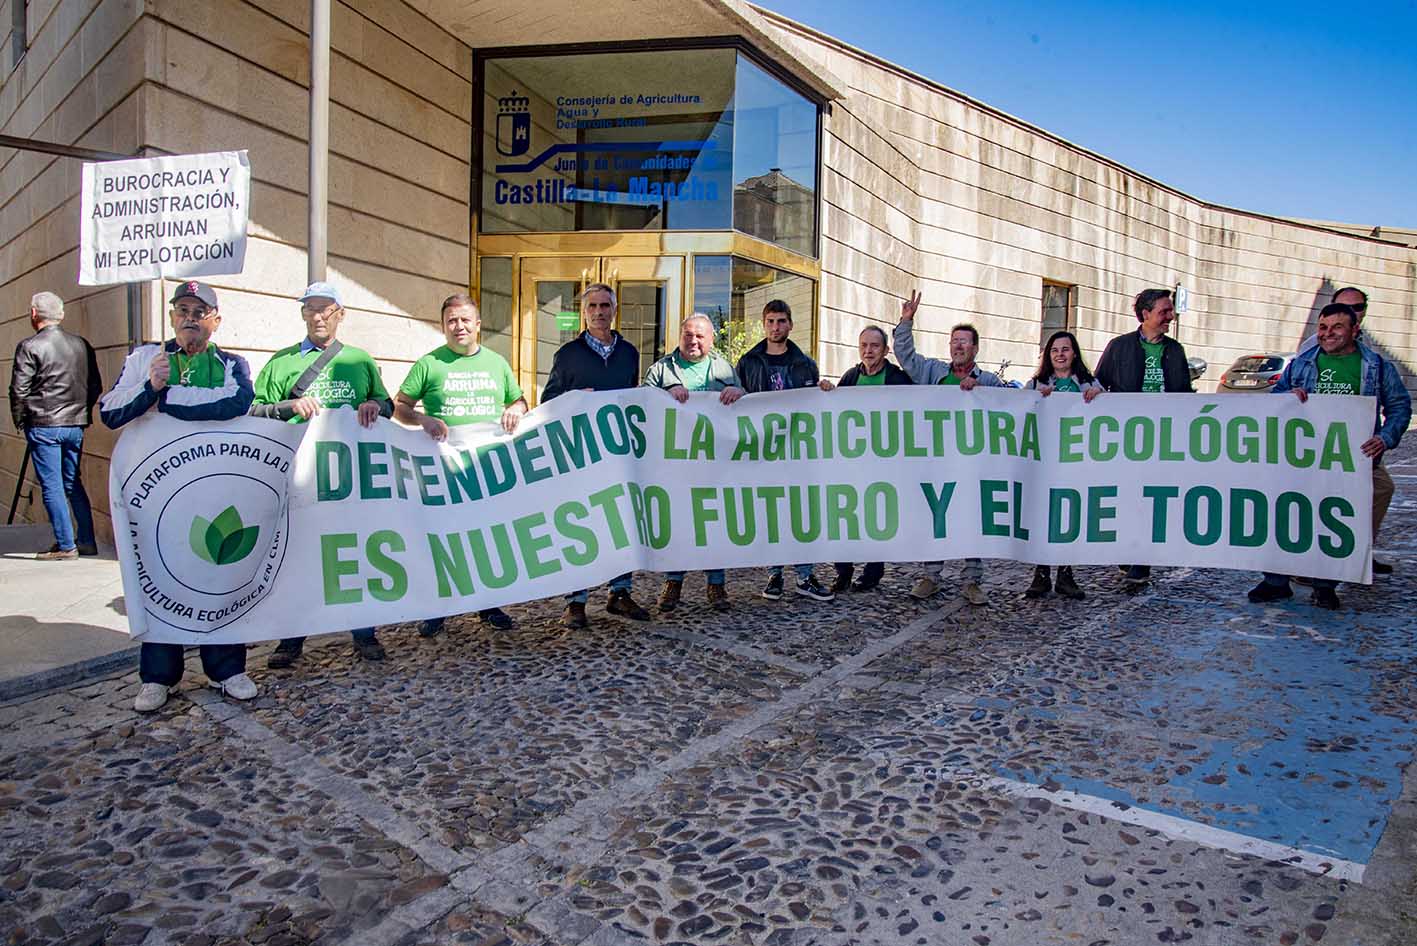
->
xmin=515 ymin=255 xmax=684 ymax=404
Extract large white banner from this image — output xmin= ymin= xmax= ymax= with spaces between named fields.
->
xmin=109 ymin=387 xmax=1376 ymax=644
xmin=79 ymin=151 xmax=250 ymax=285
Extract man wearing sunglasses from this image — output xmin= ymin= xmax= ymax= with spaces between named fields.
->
xmin=1298 ymin=287 xmax=1397 ymax=575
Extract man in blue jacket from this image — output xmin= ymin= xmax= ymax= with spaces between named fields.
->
xmin=100 ymin=281 xmax=258 ymax=712
xmin=1248 ymin=302 xmax=1411 ymax=609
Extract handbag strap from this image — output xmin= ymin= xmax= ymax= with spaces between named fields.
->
xmin=289 ymin=340 xmax=344 ymax=398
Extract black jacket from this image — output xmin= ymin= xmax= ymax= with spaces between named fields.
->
xmin=736 ymin=339 xmax=819 ymax=394
xmin=541 ymin=331 xmax=641 ymax=402
xmin=9 ymin=325 xmax=102 ymax=428
xmin=1094 ymin=330 xmax=1194 ymax=394
xmin=838 ymin=361 xmax=913 ymax=386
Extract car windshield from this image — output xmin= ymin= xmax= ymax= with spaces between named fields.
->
xmin=1230 ymin=356 xmax=1284 ymax=374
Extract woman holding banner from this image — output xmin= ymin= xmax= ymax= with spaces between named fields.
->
xmin=1021 ymin=330 xmax=1102 ymax=600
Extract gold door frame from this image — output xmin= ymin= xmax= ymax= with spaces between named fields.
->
xmin=472 ymin=230 xmax=822 ymax=403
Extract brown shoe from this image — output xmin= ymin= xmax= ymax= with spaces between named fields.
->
xmin=706 ymin=582 xmax=730 ymax=612
xmin=36 ymin=548 xmax=78 ymax=561
xmin=607 ymin=589 xmax=651 ymax=621
xmin=657 ymin=579 xmax=683 ymax=614
xmin=562 ymin=601 xmax=589 ymax=629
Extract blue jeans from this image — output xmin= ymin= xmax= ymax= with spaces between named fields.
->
xmin=140 ymin=642 xmax=246 ymax=686
xmin=1262 ymin=572 xmax=1336 ymax=591
xmin=25 ymin=426 xmax=95 ymax=551
xmin=770 ymin=564 xmax=814 ymax=582
xmin=666 ymin=569 xmax=725 ymax=585
xmin=567 ymin=572 xmax=632 ymax=604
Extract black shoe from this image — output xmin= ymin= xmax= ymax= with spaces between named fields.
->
xmin=607 ymin=589 xmax=651 ymax=621
xmin=418 ymin=617 xmax=446 ymax=638
xmin=1122 ymin=565 xmax=1151 ymax=593
xmin=762 ymin=573 xmax=784 ymax=600
xmin=1024 ymin=565 xmax=1051 ymax=599
xmin=1311 ymin=587 xmax=1341 ymax=610
xmin=1247 ymin=580 xmax=1293 ymax=603
xmin=796 ymin=575 xmax=835 ymax=602
xmin=850 ymin=578 xmax=880 ymax=593
xmin=1373 ymin=559 xmax=1394 ymax=575
xmin=479 ymin=608 xmax=515 ymax=630
xmin=354 ymin=636 xmax=386 ymax=661
xmin=831 ymin=572 xmax=853 ymax=594
xmin=562 ymin=601 xmax=589 ymax=629
xmin=1054 ymin=566 xmax=1085 ymax=601
xmin=266 ymin=641 xmax=303 ymax=669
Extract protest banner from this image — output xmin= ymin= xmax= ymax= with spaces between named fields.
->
xmin=108 ymin=386 xmax=1375 ymax=644
xmin=79 ymin=151 xmax=250 ymax=285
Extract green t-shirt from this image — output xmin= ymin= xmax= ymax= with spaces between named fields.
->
xmin=253 ymin=342 xmax=390 ymax=423
xmin=938 ymin=372 xmax=963 ymax=386
xmin=1140 ymin=338 xmax=1166 ymax=393
xmin=856 ymin=368 xmax=888 ymax=386
xmin=674 ymin=351 xmax=714 ymax=392
xmin=1315 ymin=352 xmax=1362 ymax=395
xmin=400 ymin=345 xmax=522 ymax=425
xmin=1051 ymin=376 xmax=1081 ymax=393
xmin=168 ymin=348 xmax=225 ymax=389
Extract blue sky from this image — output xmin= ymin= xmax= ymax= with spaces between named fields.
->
xmin=761 ymin=0 xmax=1417 ymax=228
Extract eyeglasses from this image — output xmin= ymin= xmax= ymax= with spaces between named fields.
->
xmin=172 ymin=305 xmax=214 ymax=321
xmin=301 ymin=304 xmax=340 ymax=318
xmin=1350 ymin=303 xmax=1368 ymax=313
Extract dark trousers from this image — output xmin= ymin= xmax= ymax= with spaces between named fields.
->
xmin=25 ymin=426 xmax=95 ymax=551
xmin=140 ymin=642 xmax=246 ymax=686
xmin=275 ymin=627 xmax=376 ymax=653
xmin=835 ymin=562 xmax=884 ymax=586
xmin=1262 ymin=572 xmax=1337 ymax=591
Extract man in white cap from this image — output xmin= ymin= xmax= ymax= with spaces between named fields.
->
xmin=251 ymin=280 xmax=394 ymax=667
xmin=100 ymin=280 xmax=258 ymax=712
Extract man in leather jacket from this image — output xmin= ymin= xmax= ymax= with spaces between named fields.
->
xmin=8 ymin=291 xmax=101 ymax=559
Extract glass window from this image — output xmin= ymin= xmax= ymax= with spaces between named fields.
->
xmin=482 ymin=49 xmax=736 ymax=234
xmin=480 ymin=48 xmax=819 ymax=255
xmin=693 ymin=255 xmax=816 ymax=365
xmin=731 ymin=57 xmax=818 ymax=255
xmin=478 ymin=257 xmax=514 ymax=362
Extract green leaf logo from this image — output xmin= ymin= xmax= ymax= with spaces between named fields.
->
xmin=190 ymin=505 xmax=260 ymax=566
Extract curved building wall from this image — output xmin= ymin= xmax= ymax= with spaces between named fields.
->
xmin=761 ymin=14 xmax=1417 ymax=391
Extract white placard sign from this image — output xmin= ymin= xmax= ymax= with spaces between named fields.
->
xmin=79 ymin=151 xmax=250 ymax=285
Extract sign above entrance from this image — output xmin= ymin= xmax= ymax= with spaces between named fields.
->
xmin=79 ymin=151 xmax=251 ymax=286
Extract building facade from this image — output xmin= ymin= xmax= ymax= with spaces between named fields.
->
xmin=2 ymin=0 xmax=1413 ymax=543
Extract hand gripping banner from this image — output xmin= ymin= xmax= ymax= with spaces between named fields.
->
xmin=109 ymin=387 xmax=1376 ymax=644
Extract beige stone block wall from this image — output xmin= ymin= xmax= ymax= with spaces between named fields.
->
xmin=766 ymin=18 xmax=1417 ymax=393
xmin=1 ymin=0 xmax=473 ymax=541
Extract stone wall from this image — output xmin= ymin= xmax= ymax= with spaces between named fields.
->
xmin=761 ymin=14 xmax=1417 ymax=390
xmin=0 ymin=0 xmax=472 ymax=541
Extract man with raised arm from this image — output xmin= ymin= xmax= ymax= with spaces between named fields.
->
xmin=893 ymin=290 xmax=999 ymax=605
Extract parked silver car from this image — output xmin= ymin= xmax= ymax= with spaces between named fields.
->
xmin=1217 ymin=352 xmax=1289 ymax=392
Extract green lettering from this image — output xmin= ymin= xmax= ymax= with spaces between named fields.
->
xmin=1142 ymin=485 xmax=1179 ymax=543
xmin=1318 ymin=497 xmax=1356 ymax=559
xmin=553 ymin=500 xmax=599 ymax=566
xmin=513 ymin=512 xmax=559 ymax=580
xmin=358 ymin=443 xmax=391 ymax=499
xmin=320 ymin=533 xmax=361 ymax=604
xmin=316 ymin=441 xmax=352 ymax=501
xmin=920 ymin=482 xmax=956 ymax=539
xmin=365 ymin=530 xmax=406 ymax=601
xmin=1049 ymin=488 xmax=1081 ymax=543
xmin=980 ymin=480 xmax=1009 ymax=537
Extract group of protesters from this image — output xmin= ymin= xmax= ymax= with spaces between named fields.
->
xmin=7 ymin=277 xmax=1409 ymax=713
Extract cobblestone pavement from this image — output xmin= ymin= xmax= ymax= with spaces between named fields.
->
xmin=3 ymin=454 xmax=1416 ymax=946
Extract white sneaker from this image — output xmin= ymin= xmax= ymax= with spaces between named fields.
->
xmin=910 ymin=576 xmax=941 ymax=599
xmin=211 ymin=672 xmax=257 ymax=701
xmin=961 ymin=581 xmax=988 ymax=606
xmin=134 ymin=683 xmax=169 ymax=713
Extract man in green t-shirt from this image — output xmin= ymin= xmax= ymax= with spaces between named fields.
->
xmin=252 ymin=281 xmax=394 ymax=668
xmin=396 ymin=294 xmax=527 ymax=634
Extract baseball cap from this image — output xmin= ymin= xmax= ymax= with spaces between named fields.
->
xmin=299 ymin=281 xmax=343 ymax=307
xmin=169 ymin=280 xmax=218 ymax=308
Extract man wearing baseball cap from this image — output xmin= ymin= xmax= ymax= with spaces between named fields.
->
xmin=252 ymin=281 xmax=394 ymax=667
xmin=100 ymin=280 xmax=258 ymax=712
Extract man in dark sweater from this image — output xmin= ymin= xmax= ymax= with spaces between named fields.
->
xmin=819 ymin=324 xmax=912 ymax=591
xmin=735 ymin=299 xmax=835 ymax=602
xmin=541 ymin=283 xmax=652 ymax=628
xmin=1094 ymin=288 xmax=1194 ymax=591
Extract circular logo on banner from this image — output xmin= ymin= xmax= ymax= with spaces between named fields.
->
xmin=120 ymin=428 xmax=293 ymax=633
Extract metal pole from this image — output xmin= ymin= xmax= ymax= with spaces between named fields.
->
xmin=6 ymin=445 xmax=30 ymax=525
xmin=308 ymin=0 xmax=331 ymax=283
